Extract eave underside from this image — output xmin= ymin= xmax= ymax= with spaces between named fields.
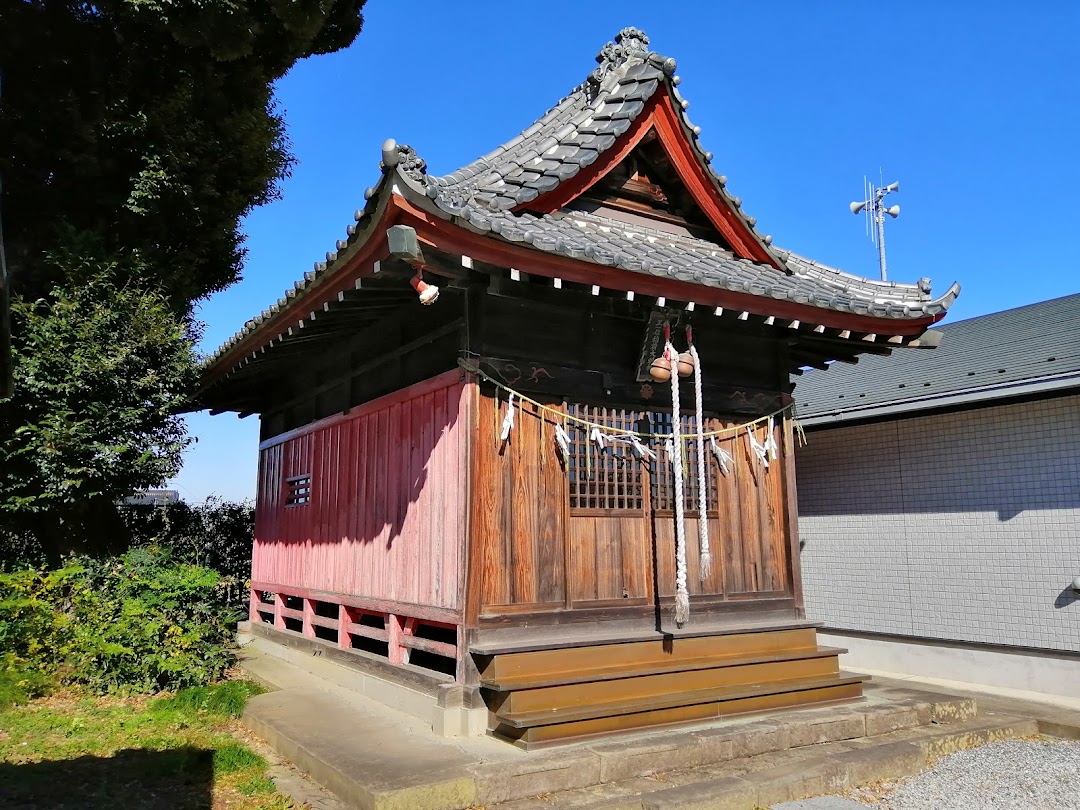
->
xmin=199 ymin=223 xmax=934 ymax=417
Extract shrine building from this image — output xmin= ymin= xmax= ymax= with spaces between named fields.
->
xmin=200 ymin=28 xmax=959 ymax=748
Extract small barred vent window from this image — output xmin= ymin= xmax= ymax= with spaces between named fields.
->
xmin=286 ymin=475 xmax=311 ymax=506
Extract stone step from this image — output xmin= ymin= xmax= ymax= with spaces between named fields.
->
xmin=482 ymin=714 xmax=1040 ymax=809
xmin=467 ymin=695 xmax=979 ymax=805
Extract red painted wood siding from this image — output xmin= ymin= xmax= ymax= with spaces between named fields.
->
xmin=253 ymin=371 xmax=468 ymax=613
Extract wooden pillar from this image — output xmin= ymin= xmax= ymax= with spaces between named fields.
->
xmin=273 ymin=591 xmax=285 ymax=630
xmin=387 ymin=613 xmax=407 ymax=665
xmin=302 ymin=598 xmax=316 ymax=639
xmin=338 ymin=604 xmax=351 ymax=649
xmin=249 ymin=588 xmax=260 ymax=623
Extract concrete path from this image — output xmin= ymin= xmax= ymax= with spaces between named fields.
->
xmin=246 ymin=687 xmax=483 ymax=810
xmin=867 ymin=674 xmax=1080 ymax=740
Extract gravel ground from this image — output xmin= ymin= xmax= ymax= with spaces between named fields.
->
xmin=850 ymin=739 xmax=1080 ymax=810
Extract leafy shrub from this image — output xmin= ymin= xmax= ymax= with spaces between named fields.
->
xmin=69 ymin=547 xmax=240 ymax=692
xmin=120 ymin=497 xmax=254 ymax=607
xmin=0 ymin=546 xmax=238 ymax=696
xmin=0 ymin=564 xmax=86 ymax=705
xmin=0 ymin=654 xmax=54 ymax=708
xmin=0 ymin=564 xmax=83 ymax=669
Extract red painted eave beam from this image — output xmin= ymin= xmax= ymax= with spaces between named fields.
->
xmin=395 ymin=196 xmax=940 ymax=337
xmin=206 ymin=194 xmax=940 ymax=384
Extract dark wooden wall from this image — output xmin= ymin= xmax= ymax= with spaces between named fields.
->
xmin=465 ymin=289 xmax=799 ymax=625
xmin=472 ymin=289 xmax=785 ymax=409
xmin=468 ymin=392 xmax=796 ymax=623
xmin=258 ymin=291 xmax=466 ymax=440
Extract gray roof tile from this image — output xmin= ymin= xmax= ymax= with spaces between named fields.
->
xmin=443 ymin=207 xmax=957 ymax=322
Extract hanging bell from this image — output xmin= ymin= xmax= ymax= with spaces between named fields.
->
xmin=649 ymin=356 xmax=673 ymax=382
xmin=677 ymin=352 xmax=695 ymax=378
xmin=409 ymin=272 xmax=440 ymax=305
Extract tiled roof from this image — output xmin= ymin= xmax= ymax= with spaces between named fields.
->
xmin=205 ymin=28 xmax=959 ymax=371
xmin=407 ymin=27 xmax=773 ymax=254
xmin=794 ymin=292 xmax=1080 ymax=424
xmin=442 ymin=206 xmax=957 ymax=321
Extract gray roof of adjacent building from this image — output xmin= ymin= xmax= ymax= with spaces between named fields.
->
xmin=794 ymin=292 xmax=1080 ymax=425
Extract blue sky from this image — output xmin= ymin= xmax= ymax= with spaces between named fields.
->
xmin=169 ymin=1 xmax=1080 ymax=503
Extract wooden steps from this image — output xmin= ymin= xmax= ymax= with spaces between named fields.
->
xmin=473 ymin=625 xmax=866 ymax=749
xmin=482 ymin=646 xmax=849 ymax=692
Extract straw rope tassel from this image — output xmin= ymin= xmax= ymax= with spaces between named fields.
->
xmin=666 ymin=341 xmax=690 ymax=626
xmin=689 ymin=344 xmax=711 ymax=581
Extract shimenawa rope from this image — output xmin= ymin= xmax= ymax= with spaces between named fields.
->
xmin=666 ymin=341 xmax=690 ymax=626
xmin=689 ymin=343 xmax=711 ymax=581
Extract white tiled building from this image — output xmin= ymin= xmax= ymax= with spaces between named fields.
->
xmin=793 ymin=294 xmax=1080 ymax=699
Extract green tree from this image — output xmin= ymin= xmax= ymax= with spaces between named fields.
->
xmin=0 ymin=0 xmax=366 ymax=308
xmin=0 ymin=1 xmax=365 ymax=558
xmin=0 ymin=249 xmax=199 ymax=561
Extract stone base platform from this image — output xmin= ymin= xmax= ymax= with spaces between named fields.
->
xmin=236 ymin=637 xmax=1078 ymax=810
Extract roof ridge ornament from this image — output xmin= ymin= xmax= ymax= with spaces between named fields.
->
xmin=590 ymin=27 xmax=671 ymax=85
xmin=597 ymin=27 xmax=650 ymax=65
xmin=380 ymin=138 xmax=427 ymax=182
xmin=396 ymin=145 xmax=427 ymax=182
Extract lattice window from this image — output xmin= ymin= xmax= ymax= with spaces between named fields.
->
xmin=564 ymin=404 xmax=720 ymax=514
xmin=285 ymin=474 xmax=311 ymax=506
xmin=566 ymin=405 xmax=647 ymax=512
xmin=648 ymin=411 xmax=718 ymax=515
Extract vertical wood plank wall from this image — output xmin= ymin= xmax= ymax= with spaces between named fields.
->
xmin=471 ymin=390 xmax=795 ymax=618
xmin=653 ymin=417 xmax=790 ymax=599
xmin=472 ymin=397 xmax=568 ymax=611
xmin=253 ymin=371 xmax=468 ymax=614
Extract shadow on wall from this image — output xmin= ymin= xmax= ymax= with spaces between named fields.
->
xmin=258 ymin=377 xmax=464 ymax=551
xmin=795 ymin=401 xmax=1080 ymax=521
xmin=1055 ymin=585 xmax=1080 ymax=609
xmin=0 ymin=747 xmax=213 ymax=809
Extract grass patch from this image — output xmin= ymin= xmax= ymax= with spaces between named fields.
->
xmin=0 ymin=681 xmax=294 ymax=810
xmin=214 ymin=741 xmax=266 ymax=774
xmin=152 ymin=680 xmax=263 ymax=719
xmin=237 ymin=773 xmax=278 ymax=795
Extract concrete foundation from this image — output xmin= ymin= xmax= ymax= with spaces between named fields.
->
xmin=239 ymin=622 xmax=489 ymax=737
xmin=820 ymin=630 xmax=1080 ymax=703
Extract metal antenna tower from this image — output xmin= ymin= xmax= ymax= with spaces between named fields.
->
xmin=850 ymin=179 xmax=901 ymax=281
